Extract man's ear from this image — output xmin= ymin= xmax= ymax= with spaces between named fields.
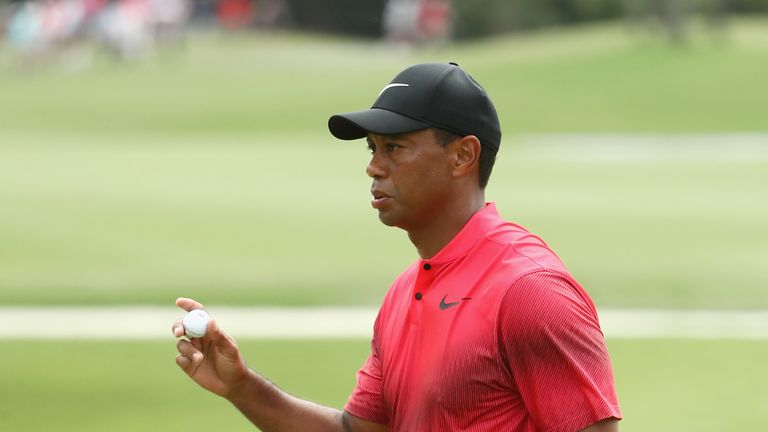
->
xmin=451 ymin=135 xmax=481 ymax=180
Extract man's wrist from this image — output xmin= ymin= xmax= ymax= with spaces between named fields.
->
xmin=225 ymin=368 xmax=260 ymax=405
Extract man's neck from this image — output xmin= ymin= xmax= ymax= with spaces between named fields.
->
xmin=408 ymin=194 xmax=486 ymax=259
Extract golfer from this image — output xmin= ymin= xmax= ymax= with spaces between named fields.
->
xmin=173 ymin=62 xmax=622 ymax=431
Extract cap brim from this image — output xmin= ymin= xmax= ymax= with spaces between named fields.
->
xmin=328 ymin=108 xmax=431 ymax=140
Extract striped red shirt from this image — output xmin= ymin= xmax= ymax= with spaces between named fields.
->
xmin=345 ymin=203 xmax=621 ymax=431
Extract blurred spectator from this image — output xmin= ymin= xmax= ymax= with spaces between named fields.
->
xmin=216 ymin=0 xmax=253 ymax=30
xmin=6 ymin=1 xmax=44 ymax=58
xmin=383 ymin=0 xmax=420 ymax=43
xmin=93 ymin=0 xmax=153 ymax=60
xmin=2 ymin=0 xmax=193 ymax=65
xmin=4 ymin=0 xmax=90 ymax=66
xmin=418 ymin=0 xmax=452 ymax=42
xmin=251 ymin=0 xmax=288 ymax=29
xmin=383 ymin=0 xmax=453 ymax=45
xmin=92 ymin=0 xmax=191 ymax=61
xmin=150 ymin=0 xmax=191 ymax=47
xmin=44 ymin=0 xmax=87 ymax=47
xmin=82 ymin=0 xmax=108 ymax=18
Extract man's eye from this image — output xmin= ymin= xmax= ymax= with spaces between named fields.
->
xmin=386 ymin=144 xmax=399 ymax=152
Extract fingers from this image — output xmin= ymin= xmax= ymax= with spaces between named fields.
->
xmin=177 ymin=338 xmax=201 ymax=359
xmin=170 ymin=318 xmax=203 ymax=342
xmin=176 ymin=297 xmax=205 ymax=312
xmin=172 ymin=297 xmax=206 ymax=338
xmin=172 ymin=300 xmax=240 ymax=364
xmin=176 ymin=339 xmax=203 ymax=374
xmin=175 ymin=354 xmax=190 ymax=369
xmin=171 ymin=319 xmax=205 ymax=353
xmin=171 ymin=318 xmax=184 ymax=338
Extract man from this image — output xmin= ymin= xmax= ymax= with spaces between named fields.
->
xmin=173 ymin=62 xmax=622 ymax=431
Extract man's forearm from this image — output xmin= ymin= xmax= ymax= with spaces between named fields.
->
xmin=227 ymin=369 xmax=345 ymax=432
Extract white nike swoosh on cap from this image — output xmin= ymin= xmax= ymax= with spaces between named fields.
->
xmin=378 ymin=83 xmax=409 ymax=96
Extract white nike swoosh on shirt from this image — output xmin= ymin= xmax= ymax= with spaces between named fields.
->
xmin=378 ymin=83 xmax=410 ymax=97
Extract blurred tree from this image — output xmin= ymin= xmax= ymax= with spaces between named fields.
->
xmin=285 ymin=0 xmax=386 ymax=37
xmin=656 ymin=0 xmax=687 ymax=43
xmin=707 ymin=0 xmax=729 ymax=35
xmin=452 ymin=0 xmax=624 ymax=39
xmin=624 ymin=0 xmax=742 ymax=43
xmin=451 ymin=0 xmax=764 ymax=40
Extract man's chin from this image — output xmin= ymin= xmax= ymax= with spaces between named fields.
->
xmin=377 ymin=211 xmax=400 ymax=228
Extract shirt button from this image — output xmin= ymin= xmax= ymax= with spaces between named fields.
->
xmin=415 ymin=292 xmax=423 ymax=300
xmin=423 ymin=263 xmax=432 ymax=270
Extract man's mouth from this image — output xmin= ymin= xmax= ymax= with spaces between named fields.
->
xmin=371 ymin=189 xmax=391 ymax=209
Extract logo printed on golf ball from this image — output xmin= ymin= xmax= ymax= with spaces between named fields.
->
xmin=183 ymin=309 xmax=210 ymax=338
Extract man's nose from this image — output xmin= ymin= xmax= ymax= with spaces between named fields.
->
xmin=366 ymin=154 xmax=386 ymax=178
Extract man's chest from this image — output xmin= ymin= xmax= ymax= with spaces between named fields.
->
xmin=375 ymin=271 xmax=519 ymax=419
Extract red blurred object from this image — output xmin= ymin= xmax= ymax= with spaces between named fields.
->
xmin=83 ymin=0 xmax=108 ymax=19
xmin=216 ymin=0 xmax=254 ymax=30
xmin=418 ymin=0 xmax=452 ymax=40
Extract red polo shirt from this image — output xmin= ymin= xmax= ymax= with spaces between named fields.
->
xmin=345 ymin=203 xmax=621 ymax=431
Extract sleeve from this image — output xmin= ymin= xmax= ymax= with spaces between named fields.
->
xmin=498 ymin=270 xmax=622 ymax=432
xmin=344 ymin=314 xmax=389 ymax=425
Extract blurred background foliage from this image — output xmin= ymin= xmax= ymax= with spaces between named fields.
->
xmin=214 ymin=0 xmax=768 ymax=38
xmin=2 ymin=0 xmax=767 ymax=39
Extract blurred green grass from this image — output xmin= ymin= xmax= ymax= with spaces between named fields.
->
xmin=1 ymin=19 xmax=768 ymax=135
xmin=1 ymin=19 xmax=767 ymax=308
xmin=0 ymin=134 xmax=766 ymax=308
xmin=0 ymin=339 xmax=766 ymax=431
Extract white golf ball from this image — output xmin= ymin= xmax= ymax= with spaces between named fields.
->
xmin=183 ymin=309 xmax=210 ymax=338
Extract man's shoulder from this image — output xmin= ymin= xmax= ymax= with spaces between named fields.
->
xmin=479 ymin=220 xmax=570 ymax=276
xmin=485 ymin=219 xmax=547 ymax=248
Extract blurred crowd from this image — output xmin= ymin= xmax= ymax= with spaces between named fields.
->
xmin=0 ymin=0 xmax=454 ymax=64
xmin=1 ymin=0 xmax=192 ymax=62
xmin=383 ymin=0 xmax=452 ymax=45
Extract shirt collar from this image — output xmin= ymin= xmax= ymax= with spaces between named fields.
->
xmin=424 ymin=202 xmax=504 ymax=265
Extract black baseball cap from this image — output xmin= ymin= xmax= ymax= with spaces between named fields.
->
xmin=328 ymin=62 xmax=501 ymax=153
